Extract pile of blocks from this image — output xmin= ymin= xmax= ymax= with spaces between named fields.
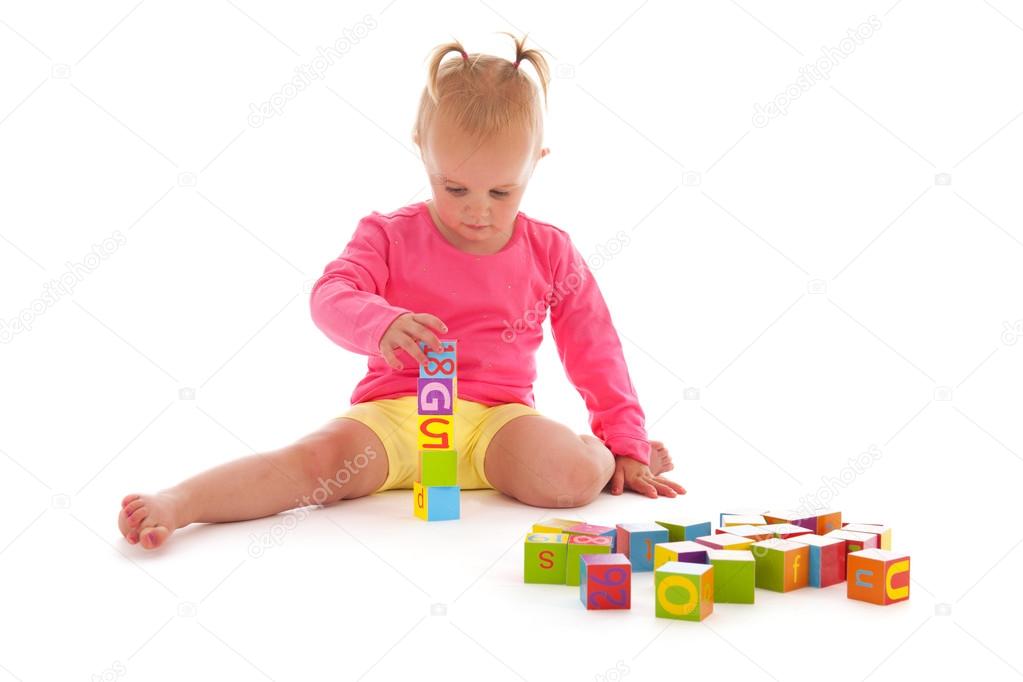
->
xmin=413 ymin=340 xmax=459 ymax=521
xmin=523 ymin=510 xmax=909 ymax=619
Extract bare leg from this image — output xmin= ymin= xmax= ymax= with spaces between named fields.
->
xmin=117 ymin=417 xmax=389 ymax=549
xmin=483 ymin=415 xmax=616 ymax=508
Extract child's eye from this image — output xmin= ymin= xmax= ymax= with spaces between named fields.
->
xmin=491 ymin=190 xmax=509 ymax=198
xmin=445 ymin=187 xmax=466 ymax=196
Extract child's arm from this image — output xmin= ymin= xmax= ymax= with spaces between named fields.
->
xmin=547 ymin=235 xmax=650 ymax=465
xmin=310 ymin=215 xmax=421 ymax=358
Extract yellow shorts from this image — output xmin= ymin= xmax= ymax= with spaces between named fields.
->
xmin=336 ymin=395 xmax=542 ymax=492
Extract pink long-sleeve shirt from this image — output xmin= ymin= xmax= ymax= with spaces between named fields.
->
xmin=309 ymin=201 xmax=650 ymax=464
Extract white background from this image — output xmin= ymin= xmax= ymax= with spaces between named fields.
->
xmin=2 ymin=1 xmax=1022 ymax=680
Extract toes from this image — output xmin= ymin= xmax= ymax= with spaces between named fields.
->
xmin=123 ymin=498 xmax=145 ymax=516
xmin=139 ymin=525 xmax=169 ymax=549
xmin=122 ymin=494 xmax=141 ymax=509
xmin=127 ymin=506 xmax=149 ymax=528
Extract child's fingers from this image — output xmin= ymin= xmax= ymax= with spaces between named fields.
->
xmin=659 ymin=477 xmax=686 ymax=495
xmin=409 ymin=322 xmax=442 ymax=352
xmin=400 ymin=336 xmax=429 ymax=365
xmin=610 ymin=467 xmax=625 ymax=495
xmin=412 ymin=313 xmax=449 ymax=335
xmin=651 ymin=479 xmax=677 ymax=498
xmin=630 ymin=476 xmax=658 ymax=498
xmin=380 ymin=344 xmax=402 ymax=370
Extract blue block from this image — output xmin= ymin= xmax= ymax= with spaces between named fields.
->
xmin=807 ymin=545 xmax=822 ymax=588
xmin=629 ymin=529 xmax=669 ymax=572
xmin=425 ymin=485 xmax=460 ymax=521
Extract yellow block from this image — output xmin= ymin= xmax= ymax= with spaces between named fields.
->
xmin=417 ymin=414 xmax=454 ymax=451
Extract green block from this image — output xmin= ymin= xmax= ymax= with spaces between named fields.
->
xmin=707 ymin=549 xmax=755 ymax=604
xmin=418 ymin=449 xmax=456 ymax=487
xmin=655 ymin=519 xmax=712 ymax=542
xmin=752 ymin=540 xmax=786 ymax=591
xmin=565 ymin=537 xmax=612 ymax=586
xmin=654 ymin=561 xmax=714 ymax=621
xmin=524 ymin=533 xmax=569 ymax=584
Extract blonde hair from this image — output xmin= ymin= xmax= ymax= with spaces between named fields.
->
xmin=413 ymin=33 xmax=551 ymax=155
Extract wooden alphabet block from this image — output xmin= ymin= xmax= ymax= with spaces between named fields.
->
xmin=417 ymin=415 xmax=453 ymax=451
xmin=715 ymin=525 xmax=773 ymax=542
xmin=721 ymin=514 xmax=766 ymax=527
xmin=847 ymin=549 xmax=910 ymax=605
xmin=825 ymin=529 xmax=879 ymax=554
xmin=616 ymin=523 xmax=670 ymax=572
xmin=565 ymin=523 xmax=617 ymax=551
xmin=418 ymin=340 xmax=457 ymax=379
xmin=417 ymin=378 xmax=455 ymax=415
xmin=694 ymin=533 xmax=754 ymax=551
xmin=762 ymin=509 xmax=817 ymax=531
xmin=653 ymin=540 xmax=709 ymax=569
xmin=566 ymin=535 xmax=613 ymax=586
xmin=655 ymin=561 xmax=714 ymax=621
xmin=533 ymin=518 xmax=585 ymax=534
xmin=707 ymin=549 xmax=755 ymax=604
xmin=842 ymin=523 xmax=892 ymax=550
xmin=751 ymin=538 xmax=810 ymax=592
xmin=417 ymin=449 xmax=456 ymax=487
xmin=790 ymin=534 xmax=847 ymax=587
xmin=413 ymin=482 xmax=459 ymax=521
xmin=524 ymin=532 xmax=570 ymax=584
xmin=760 ymin=523 xmax=814 ymax=540
xmin=580 ymin=553 xmax=631 ymax=610
xmin=655 ymin=519 xmax=712 ymax=542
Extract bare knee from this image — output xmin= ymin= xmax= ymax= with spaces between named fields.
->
xmin=295 ymin=418 xmax=387 ymax=503
xmin=523 ymin=439 xmax=613 ymax=508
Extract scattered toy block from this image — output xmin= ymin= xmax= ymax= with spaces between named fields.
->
xmin=617 ymin=523 xmax=669 ymax=572
xmin=707 ymin=549 xmax=755 ymax=604
xmin=790 ymin=534 xmax=847 ymax=588
xmin=812 ymin=510 xmax=843 ymax=535
xmin=580 ymin=553 xmax=631 ymax=610
xmin=721 ymin=514 xmax=766 ymax=527
xmin=842 ymin=523 xmax=891 ymax=550
xmin=524 ymin=532 xmax=570 ymax=584
xmin=413 ymin=482 xmax=459 ymax=521
xmin=655 ymin=561 xmax=714 ymax=621
xmin=566 ymin=535 xmax=613 ymax=586
xmin=565 ymin=523 xmax=617 ymax=551
xmin=760 ymin=523 xmax=814 ymax=540
xmin=695 ymin=533 xmax=754 ymax=551
xmin=762 ymin=510 xmax=817 ymax=531
xmin=847 ymin=549 xmax=910 ymax=605
xmin=653 ymin=541 xmax=709 ymax=569
xmin=533 ymin=518 xmax=585 ymax=534
xmin=718 ymin=507 xmax=765 ymax=527
xmin=417 ymin=449 xmax=457 ymax=487
xmin=825 ymin=529 xmax=879 ymax=554
xmin=751 ymin=538 xmax=810 ymax=592
xmin=655 ymin=519 xmax=712 ymax=542
xmin=715 ymin=525 xmax=773 ymax=542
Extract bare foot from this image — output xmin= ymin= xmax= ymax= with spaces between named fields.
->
xmin=117 ymin=490 xmax=189 ymax=550
xmin=648 ymin=440 xmax=674 ymax=476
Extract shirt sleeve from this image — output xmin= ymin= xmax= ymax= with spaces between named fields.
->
xmin=548 ymin=234 xmax=651 ymax=465
xmin=309 ymin=215 xmax=413 ymax=357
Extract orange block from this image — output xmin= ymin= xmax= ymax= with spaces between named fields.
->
xmin=847 ymin=549 xmax=910 ymax=605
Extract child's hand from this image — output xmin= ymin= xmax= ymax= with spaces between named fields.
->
xmin=610 ymin=456 xmax=686 ymax=499
xmin=379 ymin=312 xmax=448 ymax=370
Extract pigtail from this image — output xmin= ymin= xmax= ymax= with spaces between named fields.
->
xmin=501 ymin=32 xmax=550 ymax=109
xmin=426 ymin=39 xmax=470 ymax=104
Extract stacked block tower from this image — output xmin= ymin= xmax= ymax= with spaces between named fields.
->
xmin=413 ymin=340 xmax=460 ymax=521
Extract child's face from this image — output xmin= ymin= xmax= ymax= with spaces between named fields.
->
xmin=420 ymin=115 xmax=547 ymax=251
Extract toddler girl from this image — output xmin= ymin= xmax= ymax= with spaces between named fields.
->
xmin=117 ymin=34 xmax=684 ymax=550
